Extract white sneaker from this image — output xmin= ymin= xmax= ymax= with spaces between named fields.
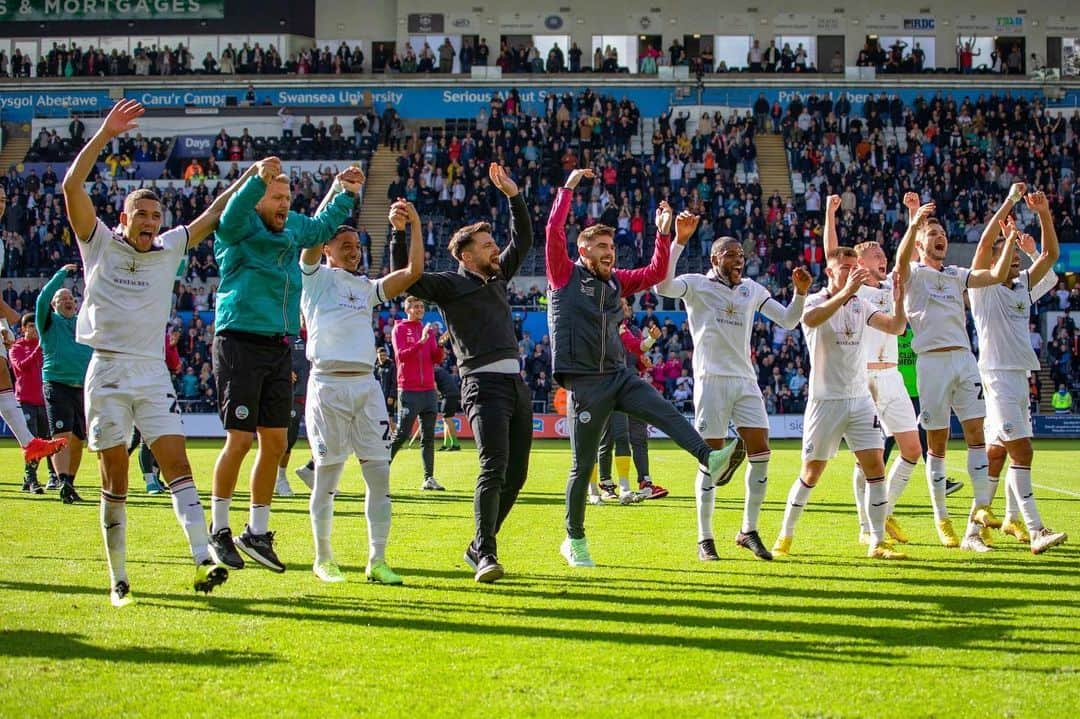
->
xmin=1030 ymin=527 xmax=1068 ymax=555
xmin=635 ymin=485 xmax=655 ymax=500
xmin=294 ymin=464 xmax=315 ymax=490
xmin=313 ymin=560 xmax=346 ymax=583
xmin=961 ymin=532 xmax=992 ymax=553
xmin=421 ymin=477 xmax=446 ymax=491
xmin=588 ymin=494 xmax=603 ymax=506
xmin=618 ymin=490 xmax=644 ymax=505
xmin=275 ymin=476 xmax=294 ymax=497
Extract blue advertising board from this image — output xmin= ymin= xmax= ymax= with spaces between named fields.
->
xmin=0 ymin=89 xmax=112 ymax=120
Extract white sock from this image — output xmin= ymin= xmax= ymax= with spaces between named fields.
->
xmin=276 ymin=466 xmax=286 ymax=483
xmin=926 ymin=453 xmax=948 ymax=521
xmin=695 ymin=468 xmax=715 ymax=542
xmin=167 ymin=476 xmax=210 ymax=564
xmin=1006 ymin=465 xmax=1043 ymax=533
xmin=618 ymin=477 xmax=631 ymax=493
xmin=865 ymin=476 xmax=888 ymax=546
xmin=742 ymin=451 xmax=770 ymax=533
xmin=143 ymin=472 xmax=156 ymax=485
xmin=100 ymin=491 xmax=127 ymax=586
xmin=966 ymin=445 xmax=990 ymax=536
xmin=852 ymin=464 xmax=869 ymax=534
xmin=886 ymin=456 xmax=917 ymax=514
xmin=210 ymin=495 xmax=231 ymax=533
xmin=1003 ymin=474 xmax=1020 ymax=524
xmin=362 ymin=460 xmax=392 ymax=563
xmin=249 ymin=503 xmax=270 ymax=534
xmin=780 ymin=479 xmax=813 ymax=538
xmin=0 ymin=390 xmax=34 ymax=446
xmin=310 ymin=462 xmax=344 ymax=564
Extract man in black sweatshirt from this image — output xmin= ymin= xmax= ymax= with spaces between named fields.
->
xmin=389 ymin=163 xmax=531 ymax=584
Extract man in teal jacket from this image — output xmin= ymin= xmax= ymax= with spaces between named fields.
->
xmin=36 ymin=263 xmax=94 ymax=504
xmin=209 ymin=156 xmax=364 ymax=573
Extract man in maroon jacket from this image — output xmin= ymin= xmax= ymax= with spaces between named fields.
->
xmin=389 ymin=295 xmax=446 ymax=490
xmin=546 ymin=168 xmax=741 ymax=567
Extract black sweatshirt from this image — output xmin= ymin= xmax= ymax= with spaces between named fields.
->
xmin=389 ymin=192 xmax=532 ymax=376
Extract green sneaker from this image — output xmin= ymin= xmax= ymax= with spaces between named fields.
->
xmin=366 ymin=560 xmax=404 ymax=585
xmin=313 ymin=560 xmax=346 ymax=583
xmin=560 ymin=536 xmax=595 ymax=567
xmin=193 ymin=560 xmax=229 ymax=594
xmin=707 ymin=437 xmax=745 ymax=487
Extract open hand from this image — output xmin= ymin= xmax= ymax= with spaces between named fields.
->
xmin=100 ymin=99 xmax=144 ymax=139
xmin=489 ymin=163 xmax=519 ymax=197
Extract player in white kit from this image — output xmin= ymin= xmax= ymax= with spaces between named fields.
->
xmin=773 ymin=247 xmax=910 ymax=560
xmin=656 ymin=232 xmax=811 ymax=561
xmin=894 ymin=197 xmax=1016 ymax=551
xmin=969 ymin=193 xmax=1067 ymax=555
xmin=63 ymin=99 xmax=251 ymax=606
xmin=301 ymin=197 xmax=424 ymax=584
xmin=823 ymin=194 xmax=923 ymax=546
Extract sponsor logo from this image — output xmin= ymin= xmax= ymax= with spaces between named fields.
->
xmin=554 ymin=417 xmax=570 ymax=437
xmin=544 ymin=15 xmax=563 ymax=30
xmin=532 ymin=418 xmax=545 ymax=432
xmin=452 ymin=18 xmax=471 ymax=28
xmin=234 ymin=405 xmax=249 ymax=420
xmin=579 ymin=410 xmax=592 ymax=424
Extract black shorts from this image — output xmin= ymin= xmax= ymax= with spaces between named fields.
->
xmin=213 ymin=331 xmax=292 ymax=432
xmin=440 ymin=393 xmax=461 ymax=417
xmin=44 ymin=381 xmax=86 ymax=441
xmin=22 ymin=403 xmax=49 ymax=438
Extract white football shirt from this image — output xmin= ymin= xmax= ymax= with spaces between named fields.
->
xmin=661 ymin=271 xmax=803 ymax=381
xmin=905 ymin=262 xmax=972 ymax=353
xmin=76 ymin=218 xmax=187 ymax=360
xmin=803 ymin=289 xmax=879 ymax=400
xmin=970 ymin=269 xmax=1056 ymax=371
xmin=300 ymin=259 xmax=386 ymax=373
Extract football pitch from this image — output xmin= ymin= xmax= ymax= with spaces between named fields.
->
xmin=1 ymin=438 xmax=1078 ymax=718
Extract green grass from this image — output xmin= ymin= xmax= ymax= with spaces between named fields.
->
xmin=1 ymin=438 xmax=1078 ymax=718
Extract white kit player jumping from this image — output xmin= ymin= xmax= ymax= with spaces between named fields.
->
xmin=894 ymin=197 xmax=1015 ymax=551
xmin=824 ymin=193 xmax=923 ymax=547
xmin=968 ymin=192 xmax=1067 ymax=554
xmin=63 ymin=99 xmax=253 ymax=605
xmin=656 ymin=230 xmax=811 ymax=562
xmin=300 ymin=193 xmax=424 ymax=585
xmin=773 ymin=247 xmax=910 ymax=560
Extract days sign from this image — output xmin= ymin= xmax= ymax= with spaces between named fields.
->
xmin=172 ymin=135 xmax=216 ymax=158
xmin=0 ymin=0 xmax=224 ymax=22
xmin=407 ymin=12 xmax=444 ymax=33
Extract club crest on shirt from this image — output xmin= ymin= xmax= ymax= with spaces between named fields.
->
xmin=578 ymin=410 xmax=592 ymax=424
xmin=580 ymin=280 xmax=596 ymax=297
xmin=737 ymin=284 xmax=751 ymax=299
xmin=234 ymin=405 xmax=249 ymax=420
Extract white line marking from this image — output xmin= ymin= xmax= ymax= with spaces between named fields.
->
xmin=1033 ymin=483 xmax=1080 ymax=498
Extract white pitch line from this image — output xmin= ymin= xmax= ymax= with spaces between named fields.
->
xmin=944 ymin=463 xmax=1080 ymax=497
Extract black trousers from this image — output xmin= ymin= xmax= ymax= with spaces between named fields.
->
xmin=389 ymin=389 xmax=437 ymax=478
xmin=564 ymin=368 xmax=711 ymax=539
xmin=461 ymin=373 xmax=532 ymax=557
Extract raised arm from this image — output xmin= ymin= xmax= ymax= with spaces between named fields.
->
xmin=968 ymin=217 xmax=1017 ymax=288
xmin=654 ymin=235 xmax=688 ymax=298
xmin=1024 ymin=191 xmax=1059 ymax=288
xmin=973 ymin=182 xmax=1025 ymax=270
xmin=216 ymin=163 xmax=278 ymax=244
xmin=616 ymin=202 xmax=676 ymax=296
xmin=35 ymin=263 xmax=76 ymax=334
xmin=186 ymin=163 xmax=261 ymax=248
xmin=63 ymin=99 xmax=144 ymax=241
xmin=298 ymin=167 xmax=365 ymax=266
xmin=823 ymin=194 xmax=841 ymax=255
xmin=546 ymin=169 xmax=593 ymax=289
xmin=489 ymin=163 xmax=532 ymax=280
xmin=381 ymin=201 xmax=425 ymax=299
xmin=867 ymin=270 xmax=907 ymax=334
xmin=895 ymin=201 xmax=935 ymax=284
xmin=287 ymin=167 xmax=361 ymax=249
xmin=0 ymin=296 xmax=19 ymax=326
xmin=760 ymin=267 xmax=811 ymax=329
xmin=803 ymin=267 xmax=868 ymax=328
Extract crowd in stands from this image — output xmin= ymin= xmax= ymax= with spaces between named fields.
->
xmin=1 ymin=88 xmax=1077 ymax=415
xmin=1 ymin=37 xmax=1054 ymax=79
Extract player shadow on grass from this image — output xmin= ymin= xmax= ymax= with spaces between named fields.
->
xmin=0 ymin=629 xmax=278 ymax=665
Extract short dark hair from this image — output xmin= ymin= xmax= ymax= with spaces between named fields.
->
xmin=328 ymin=224 xmax=358 ymax=243
xmin=826 ymin=246 xmax=858 ymax=263
xmin=709 ymin=236 xmax=741 ymax=256
xmin=20 ymin=313 xmax=34 ymax=327
xmin=448 ymin=222 xmax=491 ymax=261
xmin=123 ymin=188 xmax=161 ymax=215
xmin=577 ymin=224 xmax=615 ymax=246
